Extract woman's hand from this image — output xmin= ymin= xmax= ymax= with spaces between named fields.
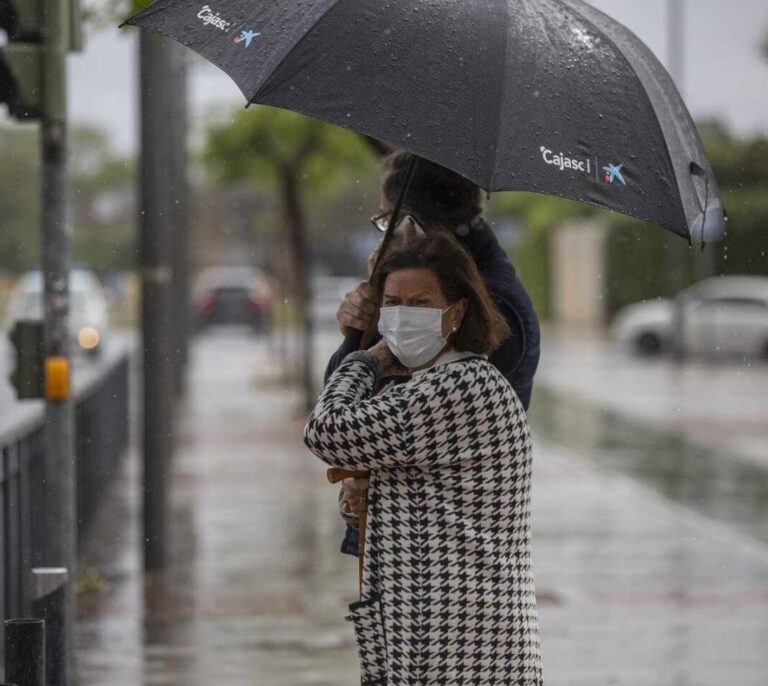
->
xmin=368 ymin=338 xmax=409 ymax=378
xmin=337 ymin=282 xmax=379 ymax=337
xmin=342 ymin=477 xmax=370 ymax=517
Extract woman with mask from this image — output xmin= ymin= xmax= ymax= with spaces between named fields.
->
xmin=327 ymin=150 xmax=541 ymax=557
xmin=304 ymin=234 xmax=543 ymax=685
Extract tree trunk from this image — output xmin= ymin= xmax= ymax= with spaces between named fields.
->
xmin=282 ymin=170 xmax=314 ymax=411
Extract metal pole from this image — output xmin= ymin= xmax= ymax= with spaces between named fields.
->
xmin=140 ymin=31 xmax=176 ymax=571
xmin=40 ymin=0 xmax=75 ymax=681
xmin=30 ymin=568 xmax=68 ymax=686
xmin=667 ymin=0 xmax=685 ymax=94
xmin=4 ymin=618 xmax=45 ymax=686
xmin=168 ymin=41 xmax=190 ymax=400
xmin=666 ymin=0 xmax=690 ymax=361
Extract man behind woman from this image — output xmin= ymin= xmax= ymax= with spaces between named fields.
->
xmin=328 ymin=151 xmax=541 ymax=558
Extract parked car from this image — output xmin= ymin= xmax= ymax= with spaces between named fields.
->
xmin=4 ymin=269 xmax=110 ymax=358
xmin=192 ymin=266 xmax=274 ymax=331
xmin=613 ymin=276 xmax=768 ymax=360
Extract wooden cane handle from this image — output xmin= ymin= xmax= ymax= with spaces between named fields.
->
xmin=327 ymin=468 xmax=369 ymax=484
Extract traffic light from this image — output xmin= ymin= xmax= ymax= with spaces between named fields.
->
xmin=0 ymin=0 xmax=82 ymax=120
xmin=0 ymin=0 xmax=43 ymax=120
xmin=8 ymin=320 xmax=45 ymax=400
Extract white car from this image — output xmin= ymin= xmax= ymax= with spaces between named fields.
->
xmin=4 ymin=269 xmax=110 ymax=357
xmin=612 ymin=276 xmax=768 ymax=360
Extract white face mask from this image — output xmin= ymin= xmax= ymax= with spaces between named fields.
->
xmin=377 ymin=304 xmax=453 ymax=369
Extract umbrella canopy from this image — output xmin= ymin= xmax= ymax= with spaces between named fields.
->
xmin=123 ymin=0 xmax=725 ymax=241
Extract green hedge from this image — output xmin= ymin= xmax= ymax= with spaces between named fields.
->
xmin=714 ymin=188 xmax=768 ymax=277
xmin=506 ymin=226 xmax=552 ymax=320
xmin=604 ymin=187 xmax=768 ymax=318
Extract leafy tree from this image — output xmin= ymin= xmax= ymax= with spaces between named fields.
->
xmin=69 ymin=125 xmax=136 ymax=271
xmin=203 ymin=106 xmax=377 ymax=407
xmin=0 ymin=123 xmax=135 ymax=275
xmin=82 ymin=0 xmax=150 ymax=27
xmin=0 ymin=125 xmax=41 ymax=272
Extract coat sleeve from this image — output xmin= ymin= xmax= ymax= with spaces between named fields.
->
xmin=459 ymin=220 xmax=540 ymax=410
xmin=304 ymin=352 xmax=463 ymax=471
xmin=323 ymin=332 xmax=386 ymax=386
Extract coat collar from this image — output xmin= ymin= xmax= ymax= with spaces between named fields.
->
xmin=410 ymin=349 xmax=485 ymax=378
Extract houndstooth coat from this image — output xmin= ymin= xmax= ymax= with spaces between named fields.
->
xmin=304 ymin=350 xmax=543 ymax=685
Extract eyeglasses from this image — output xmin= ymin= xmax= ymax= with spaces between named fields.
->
xmin=370 ymin=213 xmax=425 ymax=235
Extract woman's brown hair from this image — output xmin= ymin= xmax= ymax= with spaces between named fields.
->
xmin=373 ymin=233 xmax=510 ymax=355
xmin=381 ymin=151 xmax=483 ymax=231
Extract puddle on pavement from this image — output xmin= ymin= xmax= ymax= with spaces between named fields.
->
xmin=529 ymin=387 xmax=768 ymax=546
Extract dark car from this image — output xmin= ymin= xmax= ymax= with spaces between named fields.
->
xmin=193 ymin=267 xmax=274 ymax=331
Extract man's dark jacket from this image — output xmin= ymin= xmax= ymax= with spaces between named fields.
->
xmin=323 ymin=220 xmax=541 ymax=556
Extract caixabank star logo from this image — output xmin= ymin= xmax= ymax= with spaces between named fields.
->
xmin=602 ymin=162 xmax=626 ymax=185
xmin=540 ymin=145 xmax=630 ymax=187
xmin=234 ymin=29 xmax=261 ymax=47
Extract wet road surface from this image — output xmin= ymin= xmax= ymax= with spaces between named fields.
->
xmin=74 ymin=328 xmax=768 ymax=684
xmin=530 ymin=387 xmax=768 ymax=549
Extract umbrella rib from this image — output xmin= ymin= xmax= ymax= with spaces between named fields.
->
xmin=246 ymin=0 xmax=347 ymax=107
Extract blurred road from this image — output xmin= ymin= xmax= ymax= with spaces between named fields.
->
xmin=73 ymin=326 xmax=768 ymax=685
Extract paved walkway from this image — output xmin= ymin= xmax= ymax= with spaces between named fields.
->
xmin=75 ymin=329 xmax=768 ymax=684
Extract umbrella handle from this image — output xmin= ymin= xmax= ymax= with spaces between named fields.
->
xmin=328 ymin=467 xmax=369 ymax=595
xmin=327 ymin=468 xmax=369 ymax=484
xmin=328 ymin=159 xmax=416 ymax=603
xmin=333 ymin=157 xmax=418 ymax=370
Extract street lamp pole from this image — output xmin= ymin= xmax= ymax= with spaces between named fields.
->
xmin=665 ymin=0 xmax=690 ymax=297
xmin=666 ymin=0 xmax=692 ymax=362
xmin=669 ymin=0 xmax=716 ymax=286
xmin=667 ymin=0 xmax=685 ymax=94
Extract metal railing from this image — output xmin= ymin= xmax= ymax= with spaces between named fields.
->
xmin=0 ymin=353 xmax=130 ymax=621
xmin=75 ymin=355 xmax=130 ymax=539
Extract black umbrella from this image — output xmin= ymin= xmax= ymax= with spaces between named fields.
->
xmin=122 ymin=0 xmax=724 ymax=243
xmin=122 ymin=0 xmax=726 ymax=607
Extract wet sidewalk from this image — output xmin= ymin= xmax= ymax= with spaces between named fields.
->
xmin=75 ymin=330 xmax=768 ymax=685
xmin=537 ymin=325 xmax=768 ymax=469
